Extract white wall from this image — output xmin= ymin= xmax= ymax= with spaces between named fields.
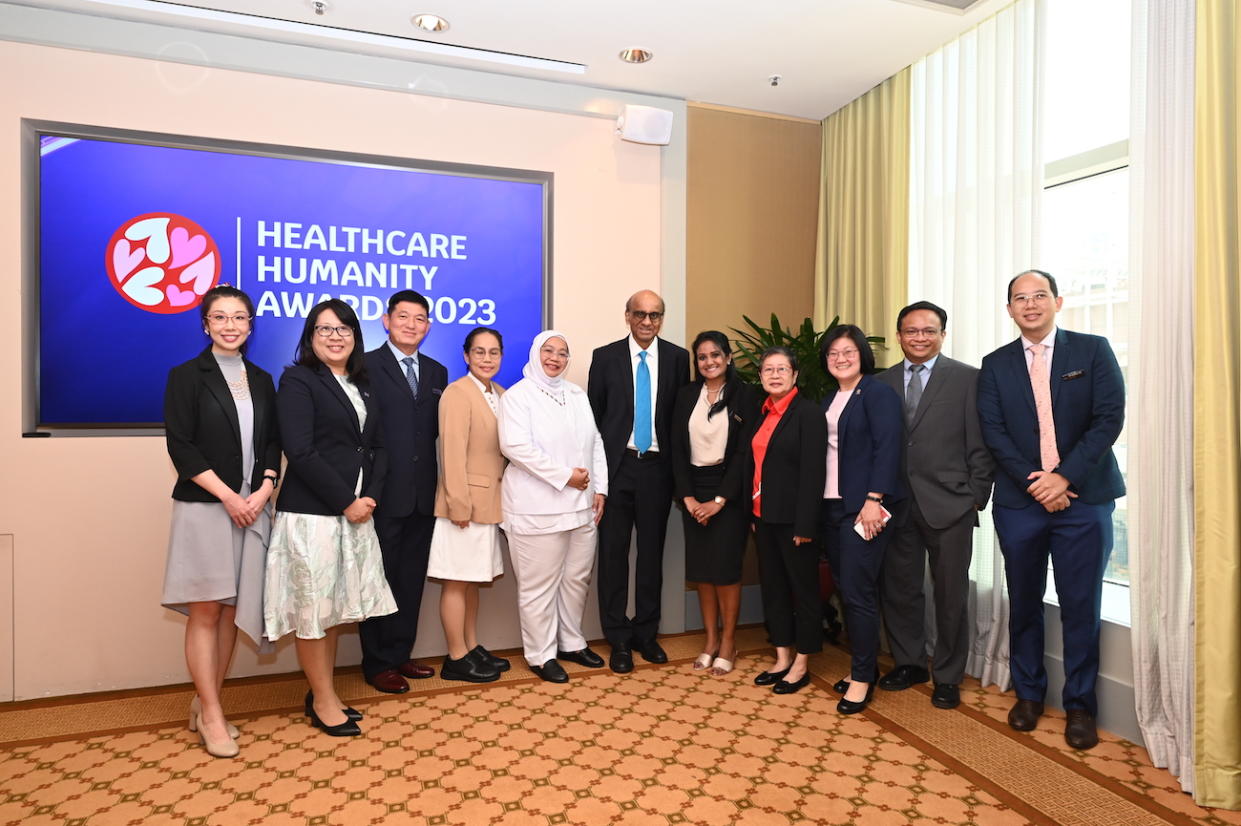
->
xmin=0 ymin=8 xmax=687 ymax=699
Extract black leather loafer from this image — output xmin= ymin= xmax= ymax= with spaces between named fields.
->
xmin=557 ymin=648 xmax=605 ymax=668
xmin=442 ymin=653 xmax=501 ymax=683
xmin=1065 ymin=709 xmax=1098 ymax=750
xmin=531 ymin=659 xmax=569 ymax=683
xmin=772 ymin=673 xmax=811 ymax=694
xmin=471 ymin=645 xmax=511 ymax=673
xmin=878 ymin=664 xmax=930 ymax=691
xmin=931 ymin=683 xmax=960 ymax=709
xmin=635 ymin=639 xmax=668 ymax=664
xmin=754 ymin=667 xmax=790 ymax=687
xmin=609 ymin=645 xmax=634 ymax=674
xmin=1007 ymin=699 xmax=1044 ymax=731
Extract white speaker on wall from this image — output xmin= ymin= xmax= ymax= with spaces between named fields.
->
xmin=616 ymin=104 xmax=674 ymax=146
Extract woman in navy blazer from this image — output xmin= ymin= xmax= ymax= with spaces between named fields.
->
xmin=264 ymin=299 xmax=396 ymax=737
xmin=819 ymin=325 xmax=906 ymax=714
xmin=162 ymin=285 xmax=280 ymax=758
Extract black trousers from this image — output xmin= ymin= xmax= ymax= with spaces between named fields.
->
xmin=821 ymin=499 xmax=891 ymax=682
xmin=754 ymin=521 xmax=823 ymax=655
xmin=596 ymin=451 xmax=673 ymax=646
xmin=359 ymin=512 xmax=434 ymax=679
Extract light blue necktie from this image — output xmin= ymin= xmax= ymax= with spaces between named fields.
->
xmin=402 ymin=356 xmax=419 ymax=399
xmin=635 ymin=350 xmax=652 ymax=454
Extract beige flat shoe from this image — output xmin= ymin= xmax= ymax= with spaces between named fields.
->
xmin=189 ymin=696 xmax=239 ymax=739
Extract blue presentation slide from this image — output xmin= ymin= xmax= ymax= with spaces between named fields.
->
xmin=38 ymin=133 xmax=546 ymax=425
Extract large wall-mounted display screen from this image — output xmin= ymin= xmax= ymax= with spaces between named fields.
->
xmin=32 ymin=124 xmax=549 ymax=427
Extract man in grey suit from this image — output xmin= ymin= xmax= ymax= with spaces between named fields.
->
xmin=876 ymin=301 xmax=995 ymax=709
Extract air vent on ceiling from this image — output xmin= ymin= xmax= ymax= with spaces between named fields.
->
xmin=892 ymin=0 xmax=985 ymax=13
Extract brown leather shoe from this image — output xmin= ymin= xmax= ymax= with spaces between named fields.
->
xmin=1064 ymin=709 xmax=1098 ymax=750
xmin=1007 ymin=699 xmax=1044 ymax=731
xmin=367 ymin=668 xmax=410 ymax=694
xmin=398 ymin=661 xmax=435 ymax=680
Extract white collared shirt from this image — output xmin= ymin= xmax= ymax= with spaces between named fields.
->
xmin=1020 ymin=327 xmax=1058 ymax=374
xmin=387 ymin=339 xmax=420 ymax=383
xmin=902 ymin=353 xmax=940 ymax=394
xmin=626 ymin=334 xmax=660 ymax=452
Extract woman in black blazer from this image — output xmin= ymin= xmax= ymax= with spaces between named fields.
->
xmin=746 ymin=346 xmax=828 ymax=695
xmin=818 ymin=324 xmax=905 ymax=714
xmin=162 ymin=285 xmax=280 ymax=759
xmin=264 ymin=299 xmax=396 ymax=737
xmin=669 ymin=331 xmax=760 ymax=676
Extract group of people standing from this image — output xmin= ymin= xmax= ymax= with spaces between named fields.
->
xmin=161 ymin=269 xmax=1124 ymax=759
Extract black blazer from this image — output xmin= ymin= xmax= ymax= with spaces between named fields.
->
xmin=274 ymin=363 xmax=387 ymax=516
xmin=669 ymin=381 xmax=761 ymax=505
xmin=742 ymin=390 xmax=828 ymax=539
xmin=822 ymin=374 xmax=907 ymax=513
xmin=587 ymin=336 xmax=691 ymax=481
xmin=363 ymin=345 xmax=448 ymax=518
xmin=164 ymin=347 xmax=280 ymax=503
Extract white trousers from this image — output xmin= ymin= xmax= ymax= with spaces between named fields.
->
xmin=507 ymin=523 xmax=597 ymax=667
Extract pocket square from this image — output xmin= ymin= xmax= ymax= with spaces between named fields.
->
xmin=1061 ymin=370 xmax=1085 ymax=381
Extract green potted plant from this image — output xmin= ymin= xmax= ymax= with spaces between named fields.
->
xmin=730 ymin=313 xmax=886 ymax=403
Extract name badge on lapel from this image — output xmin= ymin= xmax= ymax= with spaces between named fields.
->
xmin=1061 ymin=370 xmax=1085 ymax=381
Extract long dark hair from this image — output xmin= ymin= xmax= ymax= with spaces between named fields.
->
xmin=691 ymin=330 xmax=740 ymax=419
xmin=295 ymin=299 xmax=368 ymax=384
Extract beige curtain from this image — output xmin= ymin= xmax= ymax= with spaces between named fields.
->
xmin=1194 ymin=0 xmax=1241 ymax=810
xmin=814 ymin=70 xmax=910 ymax=351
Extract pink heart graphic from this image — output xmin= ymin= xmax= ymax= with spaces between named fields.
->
xmin=170 ymin=226 xmax=207 ymax=269
xmin=112 ymin=239 xmax=145 ymax=281
xmin=179 ymin=252 xmax=217 ymax=295
xmin=165 ymin=284 xmax=197 ymax=307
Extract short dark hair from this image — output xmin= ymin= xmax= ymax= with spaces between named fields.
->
xmin=463 ymin=326 xmax=503 ymax=353
xmin=820 ymin=324 xmax=876 ymax=375
xmin=1007 ymin=269 xmax=1059 ymax=302
xmin=199 ymin=284 xmax=256 ymax=353
xmin=295 ymin=299 xmax=367 ymax=383
xmin=896 ymin=300 xmax=947 ymax=332
xmin=690 ymin=330 xmax=739 ymax=419
xmin=387 ymin=290 xmax=431 ymax=315
xmin=759 ymin=345 xmax=799 ymax=374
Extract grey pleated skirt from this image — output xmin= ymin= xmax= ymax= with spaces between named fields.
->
xmin=161 ymin=486 xmax=274 ymax=652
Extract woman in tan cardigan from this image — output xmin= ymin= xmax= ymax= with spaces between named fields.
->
xmin=427 ymin=327 xmax=510 ymax=683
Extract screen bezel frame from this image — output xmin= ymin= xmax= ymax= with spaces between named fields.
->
xmin=21 ymin=119 xmax=554 ymax=434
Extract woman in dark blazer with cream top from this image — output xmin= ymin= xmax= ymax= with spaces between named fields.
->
xmin=163 ymin=285 xmax=280 ymax=758
xmin=669 ymin=331 xmax=759 ymax=676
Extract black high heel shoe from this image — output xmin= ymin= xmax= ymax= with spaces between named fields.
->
xmin=837 ymin=682 xmax=876 ymax=715
xmin=754 ymin=667 xmax=791 ymax=686
xmin=306 ymin=704 xmax=362 ymax=737
xmin=305 ymin=691 xmax=363 ymax=722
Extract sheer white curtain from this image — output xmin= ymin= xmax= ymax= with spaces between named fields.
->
xmin=908 ymin=0 xmax=1043 ymax=689
xmin=1128 ymin=0 xmax=1195 ymax=792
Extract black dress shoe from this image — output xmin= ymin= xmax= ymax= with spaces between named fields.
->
xmin=471 ymin=645 xmax=511 ymax=673
xmin=306 ymin=705 xmax=361 ymax=736
xmin=442 ymin=653 xmax=501 ymax=683
xmin=1064 ymin=709 xmax=1099 ymax=750
xmin=609 ymin=645 xmax=634 ymax=674
xmin=837 ymin=683 xmax=876 ymax=714
xmin=931 ymin=683 xmax=960 ymax=709
xmin=305 ymin=691 xmax=362 ymax=721
xmin=754 ymin=667 xmax=790 ymax=686
xmin=832 ymin=678 xmax=850 ymax=694
xmin=635 ymin=639 xmax=668 ymax=664
xmin=531 ymin=659 xmax=569 ymax=683
xmin=557 ymin=648 xmax=605 ymax=668
xmin=878 ymin=664 xmax=930 ymax=691
xmin=1007 ymin=699 xmax=1044 ymax=731
xmin=772 ymin=673 xmax=811 ymax=694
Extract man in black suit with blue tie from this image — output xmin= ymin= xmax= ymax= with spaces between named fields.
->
xmin=359 ymin=290 xmax=448 ymax=693
xmin=978 ymin=270 xmax=1125 ymax=750
xmin=588 ymin=290 xmax=690 ymax=673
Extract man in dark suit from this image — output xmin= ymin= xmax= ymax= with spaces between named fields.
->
xmin=358 ymin=290 xmax=449 ymax=693
xmin=978 ymin=270 xmax=1125 ymax=750
xmin=587 ymin=290 xmax=690 ymax=672
xmin=877 ymin=301 xmax=994 ymax=710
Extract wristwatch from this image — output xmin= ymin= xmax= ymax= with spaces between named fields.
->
xmin=713 ymin=496 xmax=726 ymax=506
xmin=866 ymin=494 xmax=884 ymax=504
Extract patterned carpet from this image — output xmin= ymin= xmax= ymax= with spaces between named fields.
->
xmin=1 ymin=628 xmax=1237 ymax=826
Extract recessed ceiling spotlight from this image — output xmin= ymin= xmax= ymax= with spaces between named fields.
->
xmin=619 ymin=48 xmax=653 ymax=64
xmin=412 ymin=13 xmax=450 ymax=33
xmin=308 ymin=0 xmax=329 ymax=15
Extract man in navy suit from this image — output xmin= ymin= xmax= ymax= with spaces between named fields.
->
xmin=588 ymin=290 xmax=690 ymax=673
xmin=978 ymin=270 xmax=1125 ymax=750
xmin=359 ymin=290 xmax=449 ymax=693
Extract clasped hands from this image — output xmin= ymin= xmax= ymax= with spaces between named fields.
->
xmin=223 ymin=480 xmax=275 ymax=528
xmin=344 ymin=496 xmax=378 ymax=524
xmin=683 ymin=496 xmax=723 ymax=526
xmin=1026 ymin=470 xmax=1076 ymax=512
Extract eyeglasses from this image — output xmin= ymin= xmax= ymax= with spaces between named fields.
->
xmin=314 ymin=325 xmax=354 ymax=338
xmin=827 ymin=349 xmax=859 ymax=362
xmin=899 ymin=327 xmax=941 ymax=339
xmin=628 ymin=310 xmax=664 ymax=322
xmin=206 ymin=313 xmax=251 ymax=326
xmin=760 ymin=365 xmax=793 ymax=377
xmin=1010 ymin=292 xmax=1053 ymax=306
xmin=469 ymin=347 xmax=502 ymax=358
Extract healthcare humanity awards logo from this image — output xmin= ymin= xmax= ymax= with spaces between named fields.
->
xmin=105 ymin=213 xmax=221 ymax=313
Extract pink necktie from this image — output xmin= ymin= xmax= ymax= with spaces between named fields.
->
xmin=1029 ymin=343 xmax=1060 ymax=472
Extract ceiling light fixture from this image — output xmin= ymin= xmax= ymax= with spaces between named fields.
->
xmin=618 ymin=48 xmax=653 ymax=64
xmin=411 ymin=13 xmax=449 ymax=33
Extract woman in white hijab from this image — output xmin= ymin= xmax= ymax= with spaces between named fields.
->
xmin=498 ymin=330 xmax=609 ymax=683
